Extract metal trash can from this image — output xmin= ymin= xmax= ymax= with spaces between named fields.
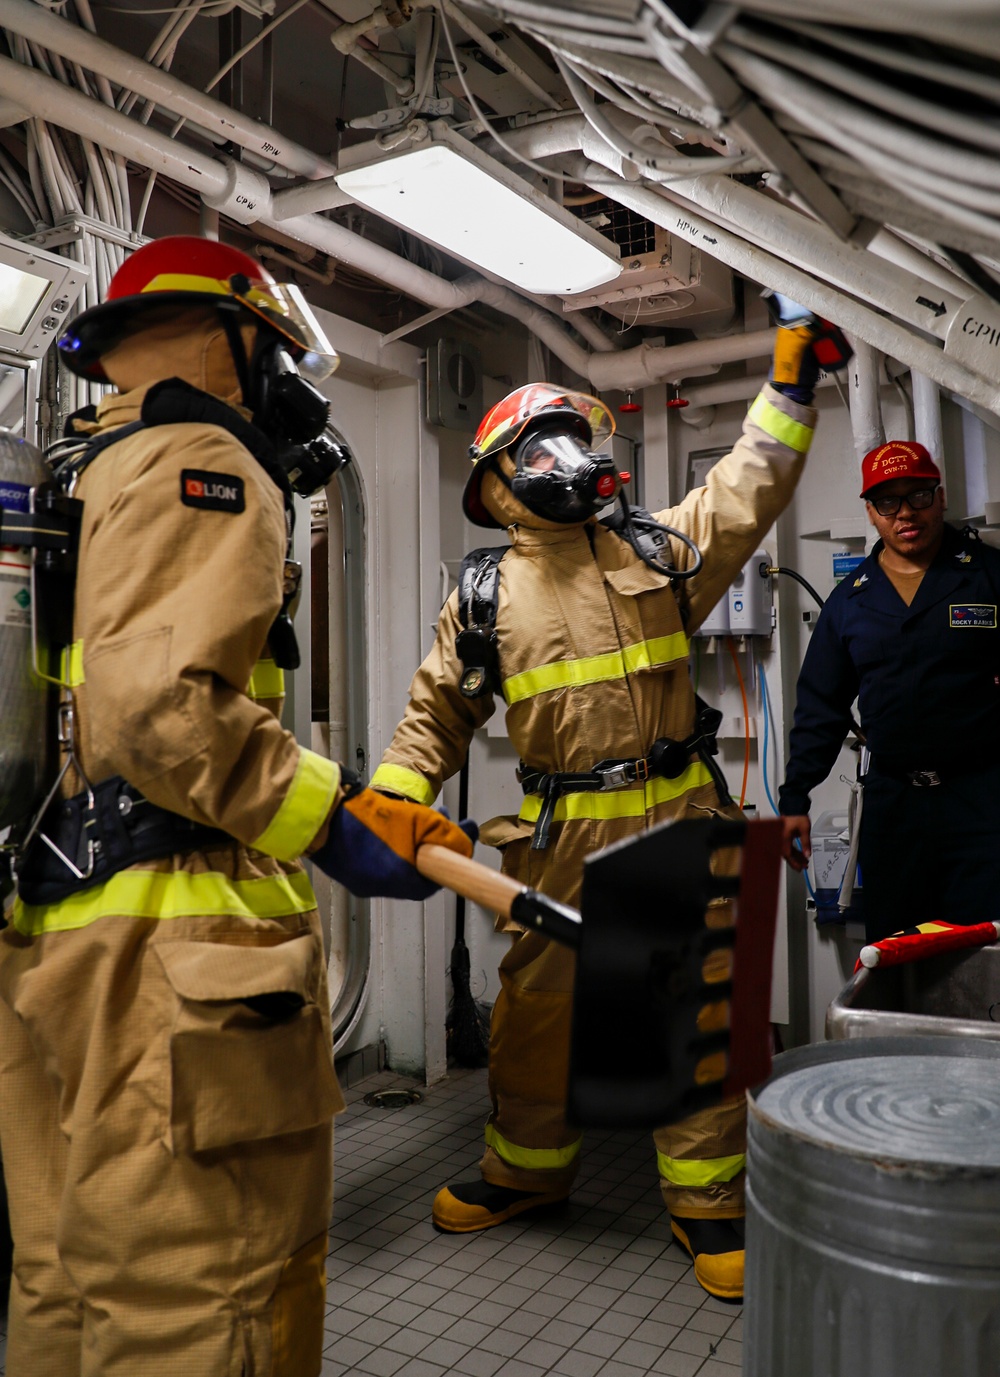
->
xmin=827 ymin=943 xmax=1000 ymax=1042
xmin=744 ymin=1037 xmax=1000 ymax=1377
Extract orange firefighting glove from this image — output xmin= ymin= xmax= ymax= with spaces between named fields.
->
xmin=764 ymin=291 xmax=853 ymax=404
xmin=311 ymin=783 xmax=477 ymax=899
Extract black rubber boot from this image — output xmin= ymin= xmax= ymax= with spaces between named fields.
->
xmin=669 ymin=1215 xmax=745 ymax=1301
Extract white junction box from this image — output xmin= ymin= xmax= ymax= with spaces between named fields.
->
xmin=729 ymin=549 xmax=772 ymax=636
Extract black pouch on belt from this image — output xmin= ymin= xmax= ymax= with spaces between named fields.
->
xmin=16 ymin=776 xmax=227 ymax=906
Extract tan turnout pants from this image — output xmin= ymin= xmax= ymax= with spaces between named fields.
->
xmin=0 ymin=905 xmax=341 ymax=1377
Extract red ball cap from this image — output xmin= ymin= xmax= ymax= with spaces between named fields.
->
xmin=860 ymin=441 xmax=941 ymax=499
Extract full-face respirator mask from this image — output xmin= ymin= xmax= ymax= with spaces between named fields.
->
xmin=510 ymin=423 xmax=622 ymax=524
xmin=248 ymin=337 xmax=348 ymax=497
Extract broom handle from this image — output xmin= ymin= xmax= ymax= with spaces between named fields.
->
xmin=455 ymin=756 xmax=470 ymax=941
xmin=418 ymin=844 xmax=525 ymax=923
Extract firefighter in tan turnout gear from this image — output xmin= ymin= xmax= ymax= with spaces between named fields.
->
xmin=0 ymin=236 xmax=474 ymax=1377
xmin=373 ymin=315 xmax=847 ymax=1301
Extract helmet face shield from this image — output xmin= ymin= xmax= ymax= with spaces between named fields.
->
xmin=228 ymin=279 xmax=339 ymax=382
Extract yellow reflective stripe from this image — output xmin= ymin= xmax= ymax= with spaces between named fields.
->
xmin=369 ymin=763 xmax=436 ymax=807
xmin=144 ymin=272 xmax=230 ymax=296
xmin=748 ymin=393 xmax=813 ymax=454
xmin=247 ymin=658 xmax=285 ymax=700
xmin=252 ymin=749 xmax=340 ymax=861
xmin=12 ymin=867 xmax=317 ymax=936
xmin=60 ymin=639 xmax=85 ymax=688
xmin=623 ymin=633 xmax=689 ymax=672
xmin=503 ymin=632 xmax=689 ymax=706
xmin=657 ymin=1151 xmax=746 ymax=1187
xmin=518 ymin=761 xmax=713 ymax=825
xmin=485 ymin=1122 xmax=582 ymax=1171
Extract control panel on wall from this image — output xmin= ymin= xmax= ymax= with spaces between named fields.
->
xmin=694 ymin=550 xmax=773 ymax=638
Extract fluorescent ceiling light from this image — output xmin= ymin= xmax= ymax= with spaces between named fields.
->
xmin=0 ymin=232 xmax=88 ymax=360
xmin=336 ymin=133 xmax=621 ymax=296
xmin=0 ymin=261 xmax=48 ymax=335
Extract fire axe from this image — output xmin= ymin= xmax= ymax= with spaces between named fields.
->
xmin=417 ymin=816 xmax=783 ymax=1129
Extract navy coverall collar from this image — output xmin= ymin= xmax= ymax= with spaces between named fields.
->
xmin=846 ymin=525 xmax=983 ymax=622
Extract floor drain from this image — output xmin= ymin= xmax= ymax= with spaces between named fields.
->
xmin=364 ymin=1089 xmax=423 ymax=1110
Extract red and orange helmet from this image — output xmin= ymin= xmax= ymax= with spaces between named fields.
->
xmin=464 ymin=383 xmax=615 ymax=527
xmin=58 ymin=236 xmax=338 ymax=384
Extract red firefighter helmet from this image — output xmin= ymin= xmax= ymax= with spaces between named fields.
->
xmin=57 ymin=236 xmax=338 ymax=384
xmin=464 ymin=383 xmax=615 ymax=527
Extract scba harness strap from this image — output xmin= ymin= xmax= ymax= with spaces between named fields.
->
xmin=10 ymin=383 xmax=305 ymax=903
xmin=455 ymin=545 xmax=507 ymax=699
xmin=59 ymin=379 xmax=303 ymax=671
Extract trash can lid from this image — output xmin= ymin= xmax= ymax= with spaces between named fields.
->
xmin=755 ymin=1054 xmax=1000 ymax=1168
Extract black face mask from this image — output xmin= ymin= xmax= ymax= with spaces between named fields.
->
xmin=509 ymin=427 xmax=622 ymax=523
xmin=249 ymin=338 xmax=345 ymax=496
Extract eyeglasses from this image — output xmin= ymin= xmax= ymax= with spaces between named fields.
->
xmin=869 ymin=485 xmax=939 ymax=518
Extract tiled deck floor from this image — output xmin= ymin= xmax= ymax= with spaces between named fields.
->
xmin=323 ymin=1066 xmax=742 ymax=1377
xmin=0 ymin=1065 xmax=744 ymax=1376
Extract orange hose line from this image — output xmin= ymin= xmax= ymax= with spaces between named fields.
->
xmin=726 ymin=636 xmax=751 ymax=809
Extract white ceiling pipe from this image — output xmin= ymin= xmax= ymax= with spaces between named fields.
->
xmin=272 ymin=178 xmax=355 ymax=220
xmin=0 ymin=55 xmax=797 ymax=392
xmin=440 ymin=1 xmax=560 ymax=113
xmin=0 ymin=96 xmax=28 ymax=127
xmin=0 ymin=0 xmax=338 ymax=180
xmin=0 ymin=53 xmax=230 ymax=200
xmin=866 ymin=230 xmax=978 ymax=302
xmin=0 ymin=57 xmax=610 ymax=379
xmin=0 ymin=55 xmax=476 ymax=302
xmin=569 ymin=157 xmax=1000 ymax=416
xmin=587 ymin=329 xmax=775 ymax=390
xmin=684 ymin=374 xmax=769 ymax=408
xmin=847 ymin=340 xmax=886 ymax=466
xmin=682 ymin=372 xmax=838 ymax=408
xmin=506 ymin=115 xmax=967 ymax=342
xmin=912 ymin=371 xmax=945 ymax=461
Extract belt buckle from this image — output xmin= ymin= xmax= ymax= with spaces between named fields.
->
xmin=595 ymin=763 xmax=630 ymax=790
xmin=908 ymin=769 xmax=941 ymax=788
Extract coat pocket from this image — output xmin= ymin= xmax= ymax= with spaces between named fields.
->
xmin=156 ymin=932 xmax=343 ymax=1155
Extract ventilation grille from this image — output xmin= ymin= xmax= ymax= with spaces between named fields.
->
xmin=575 ymin=199 xmax=656 ymax=259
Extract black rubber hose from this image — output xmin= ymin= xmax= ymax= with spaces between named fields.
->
xmin=618 ymin=493 xmax=704 ymax=581
xmin=766 ymin=563 xmax=825 ymax=608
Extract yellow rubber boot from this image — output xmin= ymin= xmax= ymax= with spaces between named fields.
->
xmin=669 ymin=1216 xmax=744 ymax=1301
xmin=432 ymin=1180 xmax=569 ymax=1233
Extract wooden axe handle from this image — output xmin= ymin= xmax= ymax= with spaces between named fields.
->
xmin=417 ymin=843 xmax=524 ymax=920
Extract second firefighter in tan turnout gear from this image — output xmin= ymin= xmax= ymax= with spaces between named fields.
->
xmin=373 ymin=366 xmax=819 ymax=1300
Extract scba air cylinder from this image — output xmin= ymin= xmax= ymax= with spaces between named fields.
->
xmin=0 ymin=433 xmax=52 ymax=830
xmin=744 ymin=1037 xmax=1000 ymax=1377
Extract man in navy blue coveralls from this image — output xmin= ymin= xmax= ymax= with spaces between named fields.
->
xmin=779 ymin=440 xmax=1000 ymax=943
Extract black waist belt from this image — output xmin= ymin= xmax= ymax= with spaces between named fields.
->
xmin=871 ymin=755 xmax=1000 ymax=788
xmin=518 ymin=703 xmax=730 ymax=851
xmin=16 ymin=774 xmax=229 ymax=906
